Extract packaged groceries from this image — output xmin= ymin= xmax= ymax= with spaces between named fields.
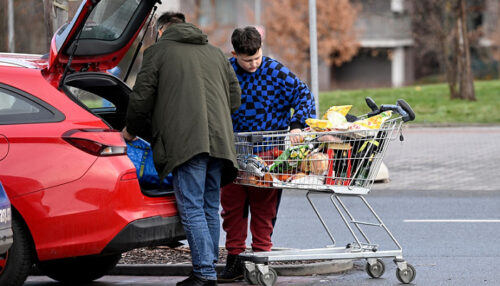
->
xmin=288 ymin=144 xmax=313 ymax=167
xmin=322 ymin=105 xmax=352 ymax=118
xmin=326 ymin=111 xmax=348 ymax=127
xmin=306 ymin=105 xmax=353 ymax=131
xmin=277 ymin=173 xmax=292 ymax=182
xmin=289 ymin=174 xmax=325 ymax=185
xmin=350 ymin=111 xmax=392 ymax=131
xmin=300 ymin=152 xmax=329 ymax=175
xmin=236 ymin=172 xmax=258 ymax=185
xmin=318 ymin=134 xmax=343 ymax=143
xmin=305 ymin=118 xmax=334 ymax=130
xmin=287 ymin=172 xmax=307 ymax=182
xmin=235 ymin=101 xmax=403 ymax=190
xmin=237 ymin=155 xmax=268 ymax=177
xmin=269 ymin=143 xmax=314 ymax=173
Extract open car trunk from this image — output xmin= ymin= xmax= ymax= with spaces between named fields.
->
xmin=63 ymin=72 xmax=173 ymax=197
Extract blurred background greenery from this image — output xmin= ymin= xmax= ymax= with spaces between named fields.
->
xmin=320 ymin=80 xmax=500 ymax=124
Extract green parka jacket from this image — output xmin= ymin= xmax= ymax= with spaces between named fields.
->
xmin=126 ymin=23 xmax=241 ymax=186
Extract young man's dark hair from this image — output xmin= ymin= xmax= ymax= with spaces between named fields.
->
xmin=231 ymin=26 xmax=262 ymax=55
xmin=156 ymin=12 xmax=186 ymax=31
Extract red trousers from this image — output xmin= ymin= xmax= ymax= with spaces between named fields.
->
xmin=221 ymin=183 xmax=282 ymax=255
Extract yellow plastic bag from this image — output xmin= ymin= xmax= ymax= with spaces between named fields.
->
xmin=305 ymin=118 xmax=334 ymax=130
xmin=322 ymin=105 xmax=352 ymax=119
xmin=351 ymin=111 xmax=392 ymax=130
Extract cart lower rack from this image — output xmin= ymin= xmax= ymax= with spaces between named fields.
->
xmin=233 ymin=116 xmax=415 ymax=285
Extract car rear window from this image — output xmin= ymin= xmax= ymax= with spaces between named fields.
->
xmin=0 ymin=86 xmax=64 ymax=125
xmin=81 ymin=0 xmax=140 ymax=41
xmin=56 ymin=0 xmax=141 ymax=51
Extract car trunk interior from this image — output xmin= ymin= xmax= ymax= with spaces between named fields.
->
xmin=63 ymin=72 xmax=173 ymax=196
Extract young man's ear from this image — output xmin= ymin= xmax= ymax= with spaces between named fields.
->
xmin=231 ymin=51 xmax=237 ymax=57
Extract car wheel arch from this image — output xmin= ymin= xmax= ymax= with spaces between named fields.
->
xmin=10 ymin=206 xmax=38 ymax=261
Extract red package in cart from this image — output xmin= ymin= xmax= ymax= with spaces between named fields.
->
xmin=325 ymin=143 xmax=352 ymax=186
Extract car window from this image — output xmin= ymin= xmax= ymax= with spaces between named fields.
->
xmin=56 ymin=0 xmax=141 ymax=51
xmin=67 ymin=86 xmax=116 ymax=109
xmin=81 ymin=0 xmax=140 ymax=41
xmin=0 ymin=88 xmax=60 ymax=124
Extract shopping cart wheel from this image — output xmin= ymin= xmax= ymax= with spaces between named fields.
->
xmin=244 ymin=268 xmax=259 ymax=285
xmin=256 ymin=267 xmax=277 ymax=286
xmin=366 ymin=259 xmax=385 ymax=278
xmin=396 ymin=263 xmax=416 ymax=284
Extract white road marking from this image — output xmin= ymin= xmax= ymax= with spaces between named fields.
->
xmin=404 ymin=219 xmax=500 ymax=223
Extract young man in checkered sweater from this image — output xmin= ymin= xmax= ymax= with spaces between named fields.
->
xmin=218 ymin=26 xmax=316 ymax=282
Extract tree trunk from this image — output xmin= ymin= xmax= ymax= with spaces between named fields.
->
xmin=7 ymin=0 xmax=15 ymax=52
xmin=497 ymin=56 xmax=500 ymax=79
xmin=454 ymin=16 xmax=464 ymax=100
xmin=441 ymin=0 xmax=459 ymax=99
xmin=440 ymin=29 xmax=459 ymax=99
xmin=43 ymin=0 xmax=54 ymax=52
xmin=444 ymin=48 xmax=459 ymax=99
xmin=458 ymin=0 xmax=476 ymax=101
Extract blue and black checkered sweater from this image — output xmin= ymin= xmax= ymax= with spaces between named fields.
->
xmin=230 ymin=56 xmax=316 ymax=132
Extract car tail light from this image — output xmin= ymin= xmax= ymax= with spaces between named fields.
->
xmin=120 ymin=170 xmax=138 ymax=181
xmin=63 ymin=129 xmax=127 ymax=156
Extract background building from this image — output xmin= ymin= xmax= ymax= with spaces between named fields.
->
xmin=1 ymin=0 xmax=499 ymax=90
xmin=326 ymin=0 xmax=414 ymax=89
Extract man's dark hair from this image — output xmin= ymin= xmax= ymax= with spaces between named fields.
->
xmin=231 ymin=27 xmax=262 ymax=55
xmin=156 ymin=12 xmax=186 ymax=30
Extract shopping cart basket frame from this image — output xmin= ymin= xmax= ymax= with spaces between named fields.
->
xmin=232 ymin=99 xmax=416 ymax=285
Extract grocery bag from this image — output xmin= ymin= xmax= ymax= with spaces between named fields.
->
xmin=126 ymin=137 xmax=173 ymax=186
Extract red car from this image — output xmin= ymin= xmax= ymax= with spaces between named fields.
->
xmin=0 ymin=0 xmax=184 ymax=285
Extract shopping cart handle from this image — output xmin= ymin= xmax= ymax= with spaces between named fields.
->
xmin=378 ymin=100 xmax=415 ymax=122
xmin=365 ymin=97 xmax=379 ymax=112
xmin=397 ymin=99 xmax=416 ymax=122
xmin=365 ymin=98 xmax=416 ymax=122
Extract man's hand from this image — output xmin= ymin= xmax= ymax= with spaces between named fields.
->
xmin=289 ymin=128 xmax=303 ymax=144
xmin=122 ymin=127 xmax=137 ymax=142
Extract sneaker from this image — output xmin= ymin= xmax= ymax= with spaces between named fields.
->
xmin=177 ymin=273 xmax=217 ymax=286
xmin=217 ymin=254 xmax=244 ymax=283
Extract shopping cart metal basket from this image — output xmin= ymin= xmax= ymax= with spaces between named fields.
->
xmin=233 ymin=99 xmax=416 ymax=285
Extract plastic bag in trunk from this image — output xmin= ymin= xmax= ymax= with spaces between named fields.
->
xmin=126 ymin=137 xmax=173 ymax=187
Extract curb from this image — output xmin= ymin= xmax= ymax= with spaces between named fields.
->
xmin=109 ymin=260 xmax=353 ymax=276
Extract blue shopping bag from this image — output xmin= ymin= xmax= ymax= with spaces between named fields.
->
xmin=126 ymin=137 xmax=173 ymax=186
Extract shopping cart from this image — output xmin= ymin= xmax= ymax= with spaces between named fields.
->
xmin=233 ymin=98 xmax=416 ymax=285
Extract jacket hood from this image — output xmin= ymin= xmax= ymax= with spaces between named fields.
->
xmin=161 ymin=23 xmax=208 ymax=45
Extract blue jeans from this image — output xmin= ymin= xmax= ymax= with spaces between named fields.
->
xmin=173 ymin=153 xmax=223 ymax=280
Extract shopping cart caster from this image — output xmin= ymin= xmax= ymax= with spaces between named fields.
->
xmin=366 ymin=258 xmax=385 ymax=278
xmin=396 ymin=263 xmax=416 ymax=284
xmin=243 ymin=262 xmax=259 ymax=285
xmin=256 ymin=267 xmax=277 ymax=286
xmin=244 ymin=268 xmax=259 ymax=285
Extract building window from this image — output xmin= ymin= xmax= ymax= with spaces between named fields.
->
xmin=198 ymin=0 xmax=237 ymax=26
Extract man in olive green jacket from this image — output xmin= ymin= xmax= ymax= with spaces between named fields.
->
xmin=122 ymin=12 xmax=241 ymax=286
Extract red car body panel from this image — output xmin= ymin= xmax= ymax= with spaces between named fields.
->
xmin=0 ymin=53 xmax=48 ymax=70
xmin=0 ymin=2 xmax=184 ymax=277
xmin=1 ymin=67 xmax=103 ymax=197
xmin=46 ymin=0 xmax=152 ymax=86
xmin=10 ymin=155 xmax=177 ymax=260
xmin=46 ymin=0 xmax=94 ymax=74
xmin=0 ymin=65 xmax=182 ymax=261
